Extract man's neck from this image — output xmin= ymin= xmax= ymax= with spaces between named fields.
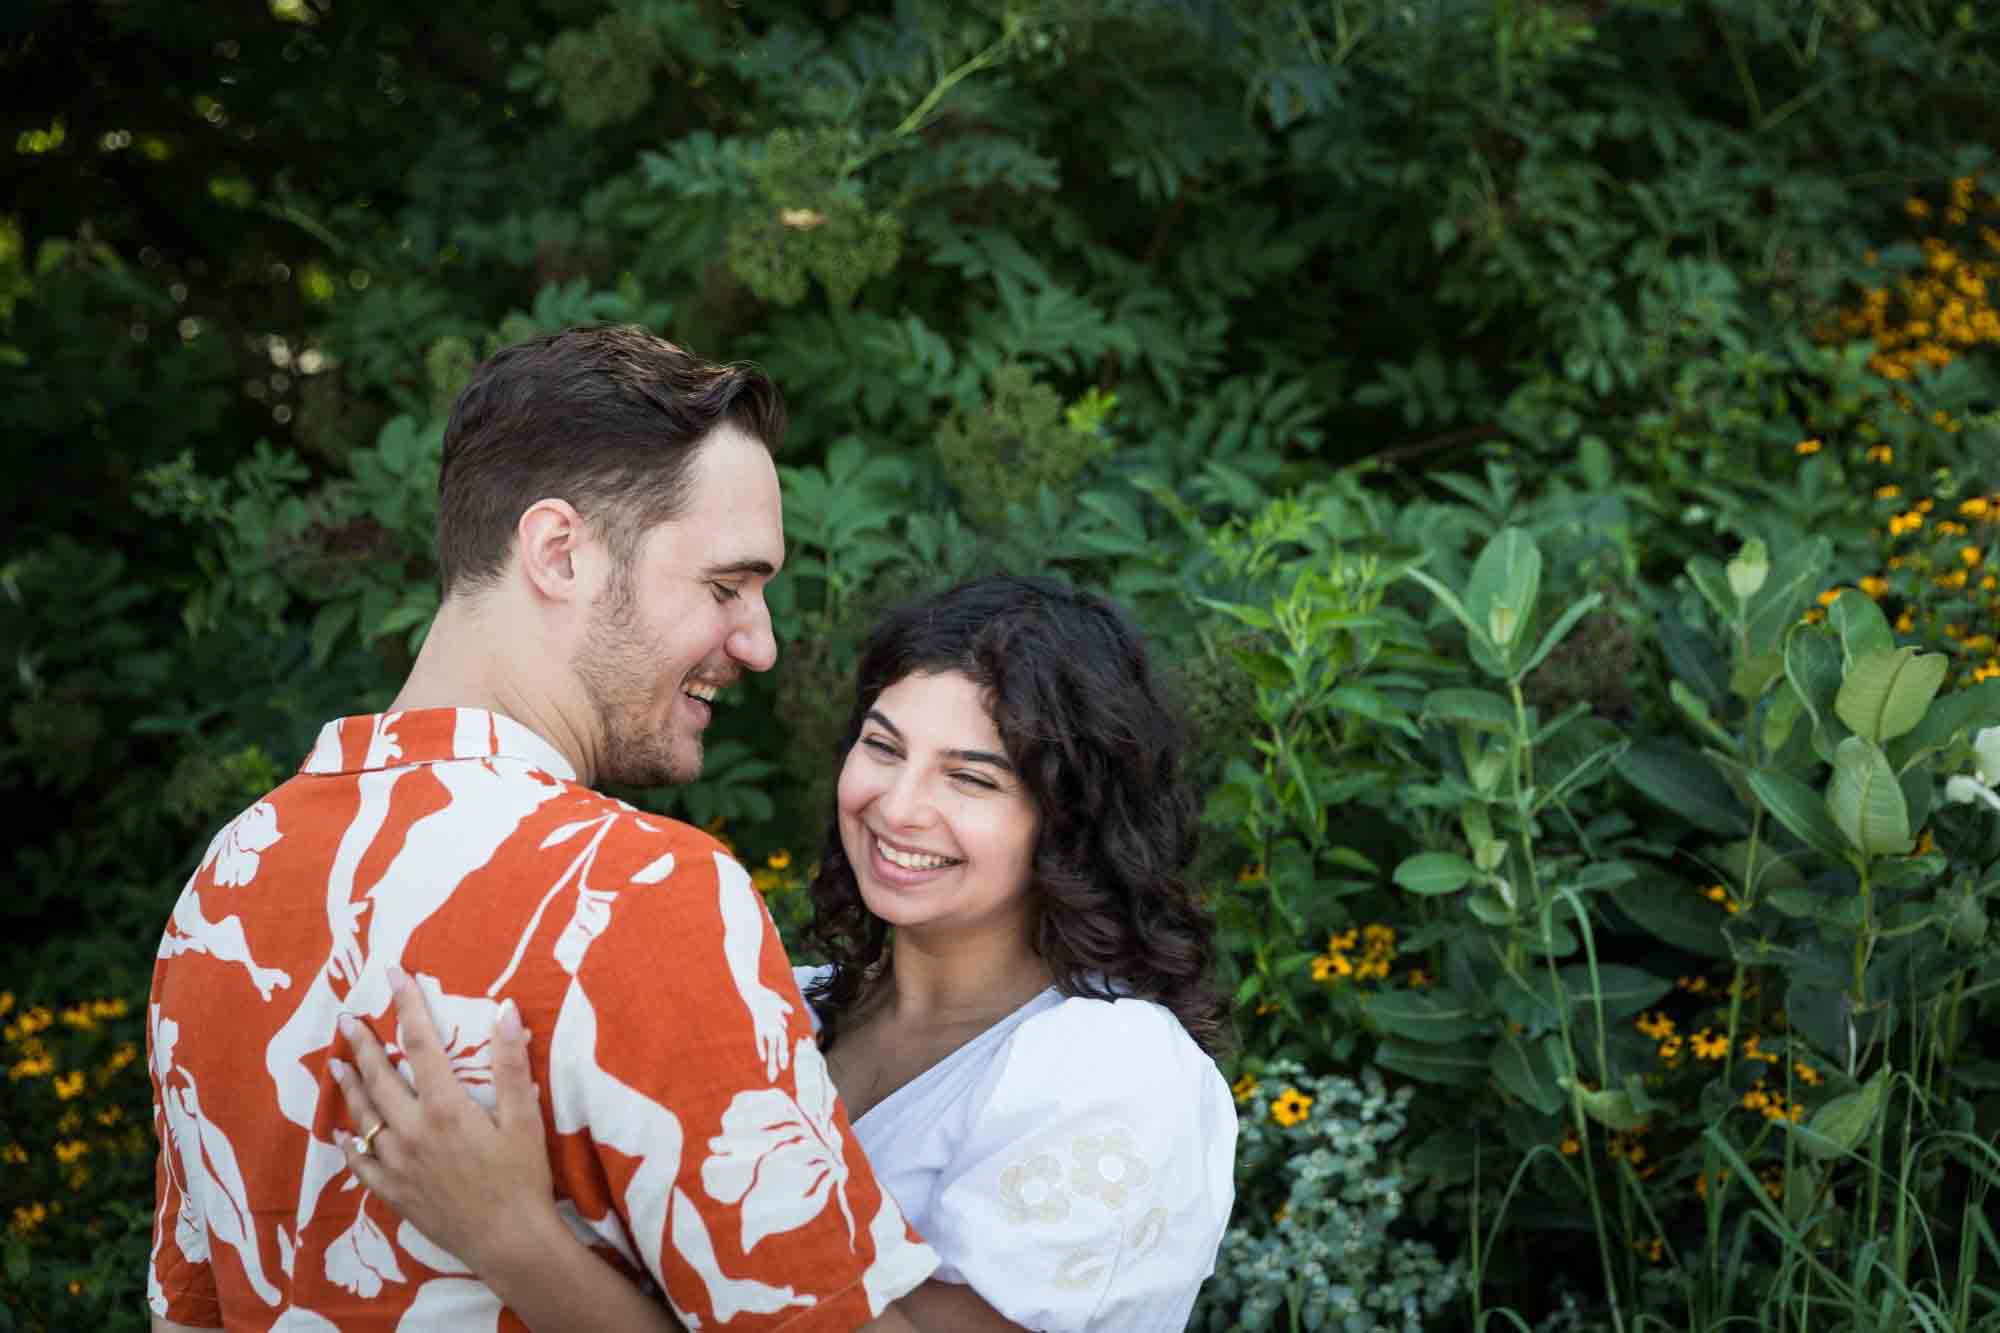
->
xmin=389 ymin=598 xmax=603 ymax=786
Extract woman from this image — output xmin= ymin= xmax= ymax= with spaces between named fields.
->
xmin=333 ymin=574 xmax=1237 ymax=1330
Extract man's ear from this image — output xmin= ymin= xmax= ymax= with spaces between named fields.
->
xmin=516 ymin=498 xmax=592 ymax=604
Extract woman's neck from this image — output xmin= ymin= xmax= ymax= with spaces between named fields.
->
xmin=878 ymin=921 xmax=1053 ymax=1028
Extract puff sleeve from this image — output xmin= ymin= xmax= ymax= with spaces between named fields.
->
xmin=921 ymin=996 xmax=1236 ymax=1332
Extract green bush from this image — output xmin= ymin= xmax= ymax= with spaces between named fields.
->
xmin=7 ymin=0 xmax=2000 ymax=1326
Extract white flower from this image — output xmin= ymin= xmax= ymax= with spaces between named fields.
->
xmin=1069 ymin=1127 xmax=1150 ymax=1210
xmin=997 ymin=1152 xmax=1070 ymax=1225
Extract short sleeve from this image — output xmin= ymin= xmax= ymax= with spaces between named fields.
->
xmin=147 ymin=1006 xmax=221 ymax=1326
xmin=924 ymin=997 xmax=1237 ymax=1332
xmin=551 ymin=834 xmax=936 ymax=1330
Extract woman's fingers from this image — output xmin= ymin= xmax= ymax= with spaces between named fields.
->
xmin=492 ymin=999 xmax=541 ymax=1134
xmin=339 ymin=1008 xmax=419 ymax=1127
xmin=386 ymin=966 xmax=459 ymax=1101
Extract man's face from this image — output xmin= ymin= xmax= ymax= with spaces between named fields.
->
xmin=572 ymin=423 xmax=784 ymax=787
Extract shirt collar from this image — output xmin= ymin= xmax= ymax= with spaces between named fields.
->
xmin=298 ymin=708 xmax=578 ymax=783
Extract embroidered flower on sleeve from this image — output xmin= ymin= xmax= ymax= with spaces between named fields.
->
xmin=1127 ymin=1206 xmax=1168 ymax=1256
xmin=1069 ymin=1127 xmax=1150 ymax=1210
xmin=1053 ymin=1247 xmax=1109 ymax=1291
xmin=997 ymin=1151 xmax=1070 ymax=1224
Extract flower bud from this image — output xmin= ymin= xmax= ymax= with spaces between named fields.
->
xmin=1727 ymin=539 xmax=1769 ymax=602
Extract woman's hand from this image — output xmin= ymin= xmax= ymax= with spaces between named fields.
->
xmin=331 ymin=968 xmax=559 ymax=1277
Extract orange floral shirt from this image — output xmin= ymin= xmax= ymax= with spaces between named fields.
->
xmin=148 ymin=707 xmax=936 ymax=1330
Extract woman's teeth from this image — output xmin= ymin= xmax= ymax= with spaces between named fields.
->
xmin=878 ymin=839 xmax=959 ymax=871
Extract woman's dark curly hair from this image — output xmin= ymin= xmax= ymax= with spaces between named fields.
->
xmin=803 ymin=574 xmax=1230 ymax=1057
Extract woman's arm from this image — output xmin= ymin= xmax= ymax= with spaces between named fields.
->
xmin=333 ymin=973 xmax=957 ymax=1333
xmin=333 ymin=972 xmax=684 ymax=1333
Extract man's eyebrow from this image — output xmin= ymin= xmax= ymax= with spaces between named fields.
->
xmin=701 ymin=558 xmax=777 ymax=578
xmin=861 ymin=710 xmax=1016 ymax=773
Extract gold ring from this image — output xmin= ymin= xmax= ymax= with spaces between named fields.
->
xmin=356 ymin=1121 xmax=386 ymax=1158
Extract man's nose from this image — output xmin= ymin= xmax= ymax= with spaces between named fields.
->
xmin=729 ymin=597 xmax=778 ymax=673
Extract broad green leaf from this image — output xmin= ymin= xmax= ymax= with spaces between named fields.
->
xmin=1615 ymin=742 xmax=1750 ymax=835
xmin=1747 ymin=768 xmax=1853 ymax=865
xmin=1394 ymin=851 xmax=1479 ymax=896
xmin=1791 ymin=1066 xmax=1891 ymax=1159
xmin=1744 ymin=536 xmax=1832 ymax=656
xmin=1828 ymin=589 xmax=1895 ymax=668
xmin=1404 ymin=567 xmax=1486 ymax=647
xmin=1563 ymin=1081 xmax=1650 ymax=1130
xmin=1365 ymin=990 xmax=1491 ymax=1044
xmin=1557 ymin=965 xmax=1672 ymax=1024
xmin=1421 ymin=688 xmax=1516 ymax=734
xmin=1686 ymin=555 xmax=1735 ymax=623
xmin=1611 ymin=879 xmax=1731 ymax=959
xmin=1377 ymin=1037 xmax=1491 ymax=1087
xmin=1834 ymin=647 xmax=1948 ymax=744
xmin=1465 ymin=527 xmax=1542 ymax=663
xmin=1491 ymin=1036 xmax=1564 ymax=1114
xmin=1784 ymin=622 xmax=1848 ymax=762
xmin=1827 ymin=736 xmax=1914 ymax=858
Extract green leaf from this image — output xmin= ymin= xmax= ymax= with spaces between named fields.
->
xmin=1744 ymin=536 xmax=1832 ymax=656
xmin=1827 ymin=736 xmax=1914 ymax=858
xmin=1465 ymin=527 xmax=1543 ymax=666
xmin=1421 ymin=688 xmax=1517 ymax=734
xmin=1394 ymin=851 xmax=1479 ymax=896
xmin=1405 ymin=567 xmax=1487 ymax=649
xmin=1792 ymin=1066 xmax=1891 ymax=1159
xmin=1611 ymin=879 xmax=1731 ymax=959
xmin=1785 ymin=621 xmax=1849 ymax=762
xmin=1491 ymin=1035 xmax=1565 ymax=1114
xmin=1564 ymin=1081 xmax=1650 ymax=1130
xmin=1365 ymin=990 xmax=1491 ymax=1044
xmin=1615 ymin=742 xmax=1750 ymax=835
xmin=1747 ymin=768 xmax=1853 ymax=865
xmin=1835 ymin=647 xmax=1949 ymax=744
xmin=1828 ymin=589 xmax=1895 ymax=667
xmin=1377 ymin=1037 xmax=1491 ymax=1087
xmin=1557 ymin=965 xmax=1672 ymax=1024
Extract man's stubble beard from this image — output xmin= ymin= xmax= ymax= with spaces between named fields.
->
xmin=572 ymin=566 xmax=700 ymax=789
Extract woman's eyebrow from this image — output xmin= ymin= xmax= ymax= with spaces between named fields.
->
xmin=862 ymin=710 xmax=1016 ymax=773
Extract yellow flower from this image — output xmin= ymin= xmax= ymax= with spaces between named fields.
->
xmin=1963 ymin=546 xmax=1985 ymax=567
xmin=53 ymin=1070 xmax=84 ymax=1100
xmin=1270 ymin=1087 xmax=1314 ymax=1128
xmin=0 ymin=992 xmax=12 ymax=1018
xmin=1905 ymin=197 xmax=1931 ymax=219
xmin=1815 ymin=587 xmax=1842 ymax=607
xmin=1691 ymin=1029 xmax=1729 ymax=1060
xmin=1406 ymin=968 xmax=1432 ymax=990
xmin=53 ymin=1138 xmax=89 ymax=1165
xmin=1310 ymin=953 xmax=1350 ymax=983
xmin=0 ymin=1144 xmax=25 ymax=1165
xmin=1896 ymin=610 xmax=1916 ymax=633
xmin=1875 ymin=485 xmax=1901 ymax=500
xmin=1795 ymin=438 xmax=1823 ymax=455
xmin=1559 ymin=1129 xmax=1581 ymax=1156
xmin=1867 ymin=445 xmax=1894 ymax=463
xmin=1231 ymin=1073 xmax=1259 ymax=1104
xmin=1742 ymin=1083 xmax=1770 ymax=1112
xmin=1962 ymin=497 xmax=1992 ymax=518
xmin=1635 ymin=1010 xmax=1676 ymax=1040
xmin=1793 ymin=1060 xmax=1823 ymax=1087
xmin=765 ymin=850 xmax=791 ymax=871
xmin=1859 ymin=575 xmax=1889 ymax=599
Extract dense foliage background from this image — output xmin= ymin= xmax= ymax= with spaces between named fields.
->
xmin=5 ymin=1 xmax=1999 ymax=1328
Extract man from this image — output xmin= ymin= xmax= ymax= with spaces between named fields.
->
xmin=147 ymin=326 xmax=939 ymax=1330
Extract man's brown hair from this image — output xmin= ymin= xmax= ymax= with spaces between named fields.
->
xmin=434 ymin=324 xmax=787 ymax=597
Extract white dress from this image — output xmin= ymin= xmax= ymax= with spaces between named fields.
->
xmin=795 ymin=966 xmax=1237 ymax=1332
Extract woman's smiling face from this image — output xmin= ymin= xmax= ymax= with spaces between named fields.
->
xmin=836 ymin=670 xmax=1041 ymax=940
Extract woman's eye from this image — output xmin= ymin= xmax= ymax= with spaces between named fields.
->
xmin=861 ymin=736 xmax=899 ymax=758
xmin=952 ymin=771 xmax=999 ymax=791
